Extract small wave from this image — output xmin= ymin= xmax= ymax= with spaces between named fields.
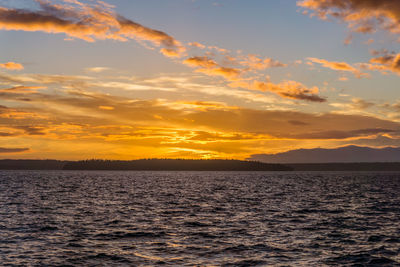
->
xmin=104 ymin=219 xmax=121 ymax=225
xmin=222 ymin=259 xmax=268 ymax=266
xmin=385 ymin=237 xmax=400 ymax=243
xmin=39 ymin=226 xmax=58 ymax=231
xmin=191 ymin=232 xmax=218 ymax=238
xmin=368 ymin=235 xmax=384 ymax=242
xmin=66 ymin=242 xmax=84 ymax=248
xmin=94 ymin=231 xmax=165 ymax=240
xmin=325 ymin=253 xmax=399 ymax=266
xmin=221 ymin=243 xmax=285 ymax=254
xmin=368 ymin=257 xmax=399 ymax=265
xmin=86 ymin=253 xmax=132 ymax=263
xmin=184 ymin=221 xmax=210 ymax=227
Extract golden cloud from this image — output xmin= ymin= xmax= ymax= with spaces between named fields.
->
xmin=98 ymin=105 xmax=114 ymax=110
xmin=1 ymin=88 xmax=393 ymax=139
xmin=85 ymin=67 xmax=110 ymax=73
xmin=196 ymin=67 xmax=241 ymax=80
xmin=0 ymin=62 xmax=24 ymax=70
xmin=183 ymin=56 xmax=323 ymax=101
xmin=0 ymin=85 xmax=45 ymax=94
xmin=357 ymin=51 xmax=400 ymax=76
xmin=307 ymin=57 xmax=367 ymax=78
xmin=183 ymin=56 xmax=218 ymax=69
xmin=183 ymin=56 xmax=241 ymax=80
xmin=160 ymin=48 xmax=180 ymax=58
xmin=240 ymin=54 xmax=287 ymax=70
xmin=0 ymin=85 xmax=398 ymax=159
xmin=0 ymin=1 xmax=185 ymax=55
xmin=250 ymin=80 xmax=326 ymax=102
xmin=369 ymin=53 xmax=400 ymax=74
xmin=298 ymin=0 xmax=400 ymax=37
xmin=188 ymin=42 xmax=206 ymax=49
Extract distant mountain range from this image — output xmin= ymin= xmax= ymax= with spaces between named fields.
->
xmin=248 ymin=145 xmax=400 ymax=163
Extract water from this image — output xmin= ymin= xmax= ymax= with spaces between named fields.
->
xmin=0 ymin=171 xmax=400 ymax=266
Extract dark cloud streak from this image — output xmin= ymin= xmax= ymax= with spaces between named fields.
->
xmin=0 ymin=147 xmax=30 ymax=153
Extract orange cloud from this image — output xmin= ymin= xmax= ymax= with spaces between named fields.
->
xmin=160 ymin=48 xmax=180 ymax=58
xmin=298 ymin=0 xmax=400 ymax=37
xmin=0 ymin=86 xmax=45 ymax=94
xmin=359 ymin=52 xmax=400 ymax=75
xmin=182 ymin=56 xmax=324 ymax=101
xmin=370 ymin=53 xmax=400 ymax=74
xmin=170 ymin=101 xmax=239 ymax=111
xmin=0 ymin=88 xmax=390 ymax=139
xmin=196 ymin=66 xmax=241 ymax=80
xmin=240 ymin=54 xmax=287 ymax=70
xmin=0 ymin=62 xmax=24 ymax=70
xmin=183 ymin=56 xmax=241 ymax=80
xmin=117 ymin=17 xmax=185 ymax=54
xmin=244 ymin=80 xmax=326 ymax=102
xmin=98 ymin=105 xmax=114 ymax=110
xmin=183 ymin=56 xmax=218 ymax=69
xmin=85 ymin=67 xmax=110 ymax=73
xmin=307 ymin=57 xmax=366 ymax=78
xmin=0 ymin=1 xmax=185 ymax=56
xmin=188 ymin=42 xmax=206 ymax=49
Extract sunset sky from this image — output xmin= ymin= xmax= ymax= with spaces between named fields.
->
xmin=1 ymin=0 xmax=400 ymax=160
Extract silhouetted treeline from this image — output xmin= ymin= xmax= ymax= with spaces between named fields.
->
xmin=63 ymin=159 xmax=292 ymax=171
xmin=0 ymin=160 xmax=65 ymax=170
xmin=2 ymin=159 xmax=400 ymax=171
xmin=288 ymin=162 xmax=400 ymax=171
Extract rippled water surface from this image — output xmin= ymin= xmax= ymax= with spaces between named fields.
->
xmin=1 ymin=171 xmax=400 ymax=266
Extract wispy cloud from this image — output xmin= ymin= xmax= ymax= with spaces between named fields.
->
xmin=330 ymin=98 xmax=378 ymax=117
xmin=240 ymin=80 xmax=326 ymax=102
xmin=0 ymin=85 xmax=45 ymax=94
xmin=188 ymin=42 xmax=206 ymax=49
xmin=0 ymin=147 xmax=30 ymax=153
xmin=0 ymin=62 xmax=24 ymax=70
xmin=183 ymin=56 xmax=324 ymax=102
xmin=85 ymin=67 xmax=110 ymax=73
xmin=307 ymin=57 xmax=367 ymax=78
xmin=240 ymin=54 xmax=287 ymax=71
xmin=0 ymin=71 xmax=280 ymax=106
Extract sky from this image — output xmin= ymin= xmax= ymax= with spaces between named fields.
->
xmin=0 ymin=0 xmax=400 ymax=160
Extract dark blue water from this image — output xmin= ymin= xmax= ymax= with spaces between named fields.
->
xmin=0 ymin=171 xmax=400 ymax=266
